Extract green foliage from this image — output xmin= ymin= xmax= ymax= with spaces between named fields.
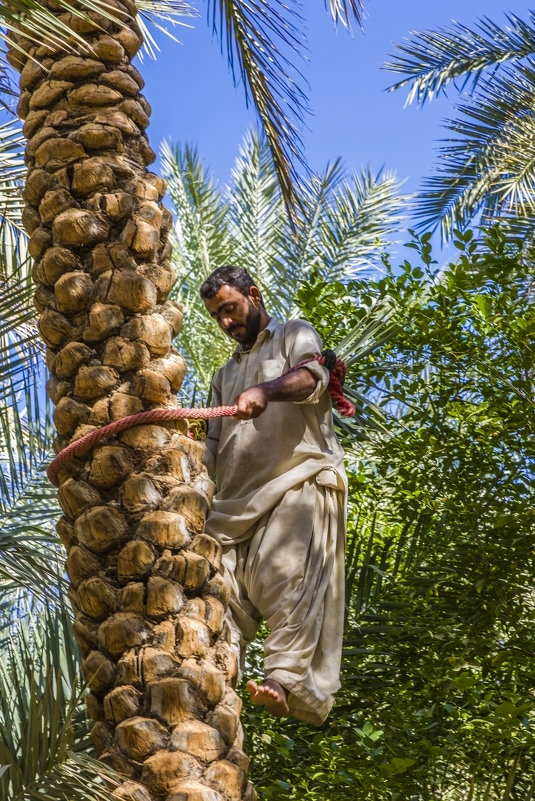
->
xmin=387 ymin=11 xmax=535 ymax=240
xmin=0 ymin=207 xmax=63 ymax=603
xmin=242 ymin=227 xmax=535 ymax=800
xmin=0 ymin=601 xmax=120 ymax=801
xmin=164 ymin=130 xmax=407 ymax=403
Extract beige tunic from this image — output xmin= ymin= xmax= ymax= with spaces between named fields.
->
xmin=204 ymin=318 xmax=347 ymax=725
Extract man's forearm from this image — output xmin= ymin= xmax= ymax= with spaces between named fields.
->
xmin=261 ymin=368 xmax=318 ymax=402
xmin=234 ymin=368 xmax=318 ymax=419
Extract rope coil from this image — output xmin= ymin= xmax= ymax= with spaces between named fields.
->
xmin=47 ymin=355 xmax=354 ymax=486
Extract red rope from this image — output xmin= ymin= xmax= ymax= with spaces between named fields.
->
xmin=47 ymin=406 xmax=237 ymax=486
xmin=328 ymin=360 xmax=356 ymax=418
xmin=311 ymin=355 xmax=355 ymax=418
xmin=47 ymin=356 xmax=354 ymax=486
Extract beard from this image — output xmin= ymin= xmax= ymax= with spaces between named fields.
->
xmin=228 ymin=300 xmax=262 ymax=347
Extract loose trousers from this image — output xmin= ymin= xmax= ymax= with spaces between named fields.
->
xmin=219 ymin=469 xmax=346 ymax=725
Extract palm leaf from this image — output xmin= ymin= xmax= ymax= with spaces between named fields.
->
xmin=385 ymin=12 xmax=535 ymax=236
xmin=226 ymin=130 xmax=289 ymax=317
xmin=385 ymin=11 xmax=535 ymax=104
xmin=205 ymin=0 xmax=309 ymax=217
xmin=134 ymin=0 xmax=197 ymax=58
xmin=0 ymin=601 xmax=121 ymax=801
xmin=288 ymin=158 xmax=348 ymax=277
xmin=0 ymin=373 xmax=61 ymax=600
xmin=162 ymin=139 xmax=233 ymax=275
xmin=313 ymin=166 xmax=408 ymax=276
xmin=412 ymin=60 xmax=535 ymax=236
xmin=0 ymin=122 xmax=25 ymax=235
xmin=288 ymin=160 xmax=408 ymax=281
xmin=162 ymin=139 xmax=234 ymax=396
xmin=326 ymin=0 xmax=364 ymax=31
xmin=0 ymin=279 xmax=39 ymax=402
xmin=0 ymin=224 xmax=60 ymax=600
xmin=0 ymin=0 xmax=194 ymax=65
xmin=331 ymin=296 xmax=399 ymax=437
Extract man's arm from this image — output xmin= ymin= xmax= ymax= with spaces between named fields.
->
xmin=234 ymin=367 xmax=318 ymax=420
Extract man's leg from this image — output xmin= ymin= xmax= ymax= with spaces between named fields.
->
xmin=217 ymin=525 xmax=291 ymax=715
xmin=218 ymin=539 xmax=290 ymax=715
xmin=218 ymin=541 xmax=262 ymax=685
xmin=243 ymin=470 xmax=346 ymax=725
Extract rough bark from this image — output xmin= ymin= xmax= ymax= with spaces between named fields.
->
xmin=8 ymin=4 xmax=254 ymax=799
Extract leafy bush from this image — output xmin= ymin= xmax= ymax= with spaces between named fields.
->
xmin=243 ymin=227 xmax=535 ymax=800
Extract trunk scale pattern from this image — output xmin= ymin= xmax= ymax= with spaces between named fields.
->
xmin=8 ymin=3 xmax=255 ymax=799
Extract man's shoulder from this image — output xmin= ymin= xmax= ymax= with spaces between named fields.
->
xmin=282 ymin=318 xmax=319 ymax=333
xmin=281 ymin=318 xmax=322 ymax=343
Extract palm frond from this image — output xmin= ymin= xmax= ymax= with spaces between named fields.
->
xmin=318 ymin=166 xmax=408 ymax=276
xmin=336 ymin=301 xmax=398 ymax=366
xmin=412 ymin=60 xmax=535 ymax=237
xmin=0 ymin=375 xmax=61 ymax=600
xmin=0 ymin=0 xmax=194 ymax=65
xmin=0 ymin=56 xmax=16 ymax=100
xmin=134 ymin=0 xmax=197 ymax=59
xmin=326 ymin=0 xmax=364 ymax=31
xmin=0 ymin=122 xmax=26 ymax=258
xmin=385 ymin=11 xmax=535 ymax=104
xmin=162 ymin=138 xmax=232 ymax=275
xmin=227 ymin=131 xmax=289 ymax=317
xmin=0 ymin=601 xmax=120 ymax=801
xmin=333 ymin=297 xmax=399 ymax=436
xmin=288 ymin=157 xmax=348 ymax=277
xmin=0 ymin=208 xmax=38 ymax=399
xmin=0 ymin=122 xmax=26 ymax=230
xmin=0 ymin=0 xmax=129 ymax=58
xmin=0 ymin=244 xmax=60 ymax=599
xmin=206 ymin=0 xmax=309 ymax=217
xmin=0 ymin=281 xmax=38 ymax=394
xmin=289 ymin=161 xmax=408 ymax=279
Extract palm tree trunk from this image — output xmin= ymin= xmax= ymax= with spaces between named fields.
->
xmin=8 ymin=3 xmax=254 ymax=799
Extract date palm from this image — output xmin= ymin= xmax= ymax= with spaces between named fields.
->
xmin=0 ymin=2 xmax=366 ymax=800
xmin=386 ymin=11 xmax=535 ymax=240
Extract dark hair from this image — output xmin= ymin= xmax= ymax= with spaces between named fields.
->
xmin=199 ymin=265 xmax=259 ymax=300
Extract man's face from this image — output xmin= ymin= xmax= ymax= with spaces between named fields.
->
xmin=204 ymin=284 xmax=263 ymax=347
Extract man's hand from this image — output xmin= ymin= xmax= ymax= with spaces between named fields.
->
xmin=234 ymin=385 xmax=270 ymax=419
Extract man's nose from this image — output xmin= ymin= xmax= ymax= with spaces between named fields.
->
xmin=220 ymin=315 xmax=233 ymax=330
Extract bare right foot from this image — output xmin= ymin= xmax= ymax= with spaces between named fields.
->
xmin=246 ymin=678 xmax=289 ymax=717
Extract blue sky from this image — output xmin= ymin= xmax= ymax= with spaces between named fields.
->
xmin=139 ymin=0 xmax=530 ymax=249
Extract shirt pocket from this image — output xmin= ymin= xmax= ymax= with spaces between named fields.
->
xmin=257 ymin=358 xmax=282 ymax=383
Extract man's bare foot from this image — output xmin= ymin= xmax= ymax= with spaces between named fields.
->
xmin=246 ymin=678 xmax=289 ymax=717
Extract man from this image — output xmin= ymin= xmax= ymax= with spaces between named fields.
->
xmin=200 ymin=265 xmax=347 ymax=726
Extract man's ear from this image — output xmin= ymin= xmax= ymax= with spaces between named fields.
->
xmin=250 ymin=286 xmax=262 ymax=306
